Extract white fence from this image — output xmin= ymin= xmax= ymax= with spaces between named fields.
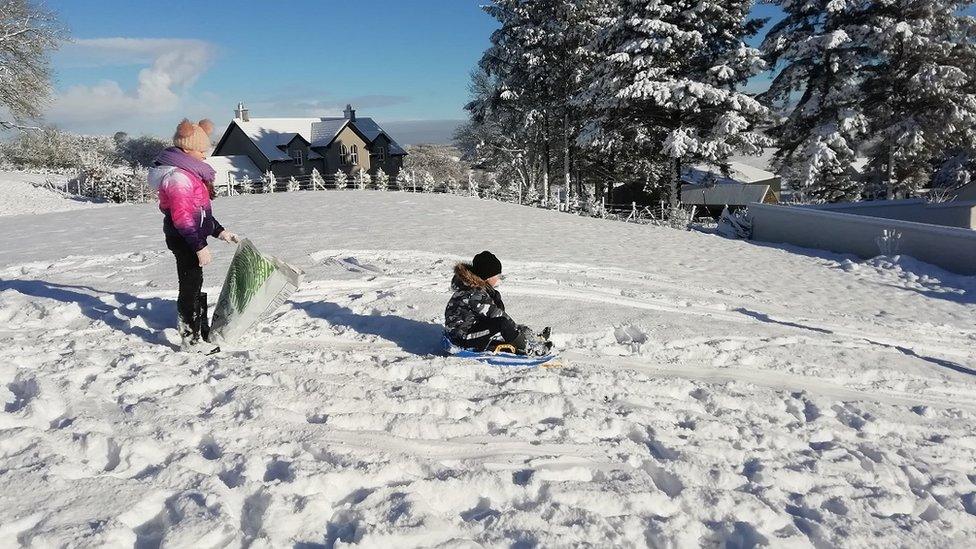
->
xmin=750 ymin=203 xmax=976 ymax=275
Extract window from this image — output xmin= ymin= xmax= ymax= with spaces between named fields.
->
xmin=340 ymin=144 xmax=349 ymax=166
xmin=290 ymin=149 xmax=303 ymax=167
xmin=376 ymin=146 xmax=387 ymax=163
xmin=350 ymin=144 xmax=359 ymax=165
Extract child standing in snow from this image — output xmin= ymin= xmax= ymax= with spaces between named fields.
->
xmin=445 ymin=251 xmax=551 ymax=356
xmin=149 ymin=119 xmax=238 ymax=353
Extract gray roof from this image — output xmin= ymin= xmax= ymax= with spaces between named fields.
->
xmin=681 ymin=183 xmax=774 ymax=206
xmin=310 ymin=119 xmax=348 ymax=147
xmin=682 ymin=161 xmax=778 ymax=186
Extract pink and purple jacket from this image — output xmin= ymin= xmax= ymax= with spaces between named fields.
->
xmin=149 ymin=165 xmax=224 ymax=252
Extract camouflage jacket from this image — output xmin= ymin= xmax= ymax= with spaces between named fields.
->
xmin=444 ymin=263 xmax=512 ymax=343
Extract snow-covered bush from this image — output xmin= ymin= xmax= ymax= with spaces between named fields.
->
xmin=524 ymin=184 xmax=540 ymax=205
xmin=466 ymin=174 xmax=479 ymax=197
xmin=375 ymin=168 xmax=389 ymax=191
xmin=396 ymin=171 xmax=410 ymax=191
xmin=311 ymin=168 xmax=325 ymax=190
xmin=445 ymin=177 xmax=461 ymax=194
xmin=355 ymin=168 xmax=371 ymax=190
xmin=485 ymin=175 xmax=502 ymax=200
xmin=238 ymin=175 xmax=254 ymax=194
xmin=287 ymin=176 xmax=300 ymax=192
xmin=421 ymin=171 xmax=436 ymax=193
xmin=334 ymin=169 xmax=348 ymax=189
xmin=666 ymin=204 xmax=693 ymax=230
xmin=263 ymin=171 xmax=276 ymax=193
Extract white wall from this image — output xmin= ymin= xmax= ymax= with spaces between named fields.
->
xmin=750 ymin=203 xmax=976 ymax=275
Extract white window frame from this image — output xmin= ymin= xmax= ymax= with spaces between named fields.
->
xmin=350 ymin=144 xmax=359 ymax=166
xmin=290 ymin=148 xmax=303 ymax=167
xmin=340 ymin=144 xmax=349 ymax=166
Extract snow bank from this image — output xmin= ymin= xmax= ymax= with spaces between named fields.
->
xmin=0 ymin=170 xmax=111 ymax=217
xmin=0 ymin=191 xmax=974 ymax=546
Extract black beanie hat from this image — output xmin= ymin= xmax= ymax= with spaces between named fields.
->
xmin=472 ymin=250 xmax=502 ymax=280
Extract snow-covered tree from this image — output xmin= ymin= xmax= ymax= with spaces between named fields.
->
xmin=0 ymin=0 xmax=64 ymax=132
xmin=524 ymin=183 xmax=541 ymax=205
xmin=287 ymin=176 xmax=300 ymax=192
xmin=421 ymin=171 xmax=436 ymax=193
xmin=583 ymin=184 xmax=600 ymax=215
xmin=580 ymin=0 xmax=769 ymax=205
xmin=445 ymin=177 xmax=461 ymax=194
xmin=569 ymin=190 xmax=581 ymax=212
xmin=859 ymin=1 xmax=976 ymax=199
xmin=395 ymin=170 xmax=410 ymax=191
xmin=375 ymin=168 xmax=389 ymax=191
xmin=474 ymin=0 xmax=609 ymax=203
xmin=466 ymin=172 xmax=479 ymax=197
xmin=761 ymin=0 xmax=872 ymax=202
xmin=485 ymin=174 xmax=502 ymax=200
xmin=263 ymin=171 xmax=276 ymax=193
xmin=239 ymin=175 xmax=253 ymax=194
xmin=311 ymin=168 xmax=325 ymax=190
xmin=115 ymin=135 xmax=168 ymax=168
xmin=334 ymin=169 xmax=348 ymax=189
xmin=355 ymin=168 xmax=371 ymax=190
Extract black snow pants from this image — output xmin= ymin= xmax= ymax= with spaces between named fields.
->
xmin=167 ymin=235 xmax=208 ymax=339
xmin=462 ymin=316 xmax=526 ymax=352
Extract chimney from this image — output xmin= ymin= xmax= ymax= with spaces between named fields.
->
xmin=235 ymin=101 xmax=250 ymax=122
xmin=344 ymin=104 xmax=356 ymax=121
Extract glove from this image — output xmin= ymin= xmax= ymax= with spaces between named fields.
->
xmin=218 ymin=231 xmax=239 ymax=244
xmin=197 ymin=246 xmax=213 ymax=267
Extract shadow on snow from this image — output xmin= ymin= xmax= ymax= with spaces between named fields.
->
xmin=0 ymin=279 xmax=176 ymax=348
xmin=291 ymin=300 xmax=444 ymax=356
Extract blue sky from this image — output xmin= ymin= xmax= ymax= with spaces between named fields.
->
xmin=43 ymin=1 xmax=794 ymax=140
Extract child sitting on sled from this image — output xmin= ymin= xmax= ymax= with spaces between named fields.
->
xmin=445 ymin=251 xmax=552 ymax=356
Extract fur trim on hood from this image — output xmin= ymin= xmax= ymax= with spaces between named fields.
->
xmin=453 ymin=262 xmax=488 ymax=290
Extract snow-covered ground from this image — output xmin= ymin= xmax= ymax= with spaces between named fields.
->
xmin=1 ymin=190 xmax=974 ymax=547
xmin=0 ymin=170 xmax=111 ymax=217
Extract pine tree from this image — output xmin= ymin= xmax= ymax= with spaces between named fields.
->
xmin=287 ymin=176 xmax=300 ymax=192
xmin=471 ymin=1 xmax=608 ymax=201
xmin=580 ymin=0 xmax=769 ymax=205
xmin=355 ymin=168 xmax=371 ymax=189
xmin=467 ymin=172 xmax=479 ymax=196
xmin=486 ymin=174 xmax=502 ymax=199
xmin=311 ymin=168 xmax=325 ymax=190
xmin=860 ymin=1 xmax=976 ymax=198
xmin=263 ymin=171 xmax=276 ymax=193
xmin=396 ymin=171 xmax=410 ymax=191
xmin=333 ymin=169 xmax=348 ymax=189
xmin=421 ymin=171 xmax=437 ymax=193
xmin=762 ymin=0 xmax=875 ymax=202
xmin=524 ymin=183 xmax=540 ymax=205
xmin=375 ymin=168 xmax=389 ymax=191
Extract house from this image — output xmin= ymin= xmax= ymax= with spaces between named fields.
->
xmin=680 ymin=161 xmax=780 ymax=217
xmin=211 ymin=102 xmax=407 ymax=181
xmin=206 ymin=154 xmax=262 ymax=193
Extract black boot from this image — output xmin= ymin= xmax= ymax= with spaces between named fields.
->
xmin=198 ymin=292 xmax=211 ymax=342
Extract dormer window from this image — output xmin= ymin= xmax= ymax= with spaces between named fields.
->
xmin=290 ymin=149 xmax=303 ymax=167
xmin=350 ymin=144 xmax=359 ymax=165
xmin=376 ymin=146 xmax=387 ymax=163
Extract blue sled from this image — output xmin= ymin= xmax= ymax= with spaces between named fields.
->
xmin=441 ymin=335 xmax=557 ymax=368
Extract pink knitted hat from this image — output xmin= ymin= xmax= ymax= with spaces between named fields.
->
xmin=173 ymin=118 xmax=214 ymax=153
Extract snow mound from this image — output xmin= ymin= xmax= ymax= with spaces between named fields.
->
xmin=0 ymin=191 xmax=974 ymax=546
xmin=0 ymin=170 xmax=111 ymax=217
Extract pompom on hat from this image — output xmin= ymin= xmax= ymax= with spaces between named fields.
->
xmin=173 ymin=118 xmax=214 ymax=153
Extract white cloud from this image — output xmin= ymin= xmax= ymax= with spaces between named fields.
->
xmin=47 ymin=38 xmax=217 ymax=126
